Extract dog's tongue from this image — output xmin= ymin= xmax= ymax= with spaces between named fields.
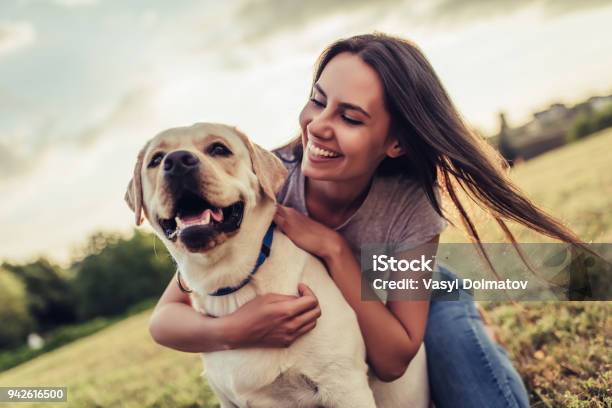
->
xmin=179 ymin=208 xmax=224 ymax=226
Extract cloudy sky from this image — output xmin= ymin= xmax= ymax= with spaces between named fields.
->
xmin=1 ymin=0 xmax=612 ymax=264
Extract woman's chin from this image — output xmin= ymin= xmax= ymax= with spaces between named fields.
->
xmin=301 ymin=160 xmax=340 ymax=181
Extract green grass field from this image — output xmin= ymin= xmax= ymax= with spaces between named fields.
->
xmin=1 ymin=129 xmax=610 ymax=407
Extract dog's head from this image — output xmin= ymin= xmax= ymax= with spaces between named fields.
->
xmin=125 ymin=123 xmax=287 ymax=253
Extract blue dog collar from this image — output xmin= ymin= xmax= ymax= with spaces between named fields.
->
xmin=208 ymin=222 xmax=275 ymax=297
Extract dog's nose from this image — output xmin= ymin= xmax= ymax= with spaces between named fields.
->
xmin=164 ymin=150 xmax=200 ymax=176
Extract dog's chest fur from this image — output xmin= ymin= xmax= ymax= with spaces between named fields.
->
xmin=188 ymin=232 xmax=308 ymax=317
xmin=188 ymin=233 xmax=331 ymax=405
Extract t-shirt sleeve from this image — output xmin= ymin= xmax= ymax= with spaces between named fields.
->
xmin=272 ymin=145 xmax=298 ymax=204
xmin=392 ymin=184 xmax=447 ymax=252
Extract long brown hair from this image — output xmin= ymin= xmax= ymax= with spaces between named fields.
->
xmin=280 ymin=33 xmax=586 ymax=269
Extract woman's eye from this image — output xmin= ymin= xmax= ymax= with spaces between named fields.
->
xmin=148 ymin=152 xmax=165 ymax=168
xmin=342 ymin=115 xmax=363 ymax=126
xmin=310 ymin=98 xmax=325 ymax=107
xmin=208 ymin=143 xmax=232 ymax=156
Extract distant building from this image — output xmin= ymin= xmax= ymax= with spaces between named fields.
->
xmin=533 ymin=103 xmax=569 ymax=127
xmin=587 ymin=95 xmax=612 ymax=111
xmin=493 ymin=93 xmax=612 ymax=163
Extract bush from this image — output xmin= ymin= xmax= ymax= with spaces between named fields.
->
xmin=0 ymin=269 xmax=34 ymax=348
xmin=568 ymin=104 xmax=612 ymax=141
xmin=593 ymin=104 xmax=612 ymax=130
xmin=2 ymin=259 xmax=77 ymax=332
xmin=71 ymin=230 xmax=175 ymax=320
xmin=568 ymin=112 xmax=594 ymax=141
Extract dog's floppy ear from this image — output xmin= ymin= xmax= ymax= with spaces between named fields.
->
xmin=233 ymin=127 xmax=288 ymax=203
xmin=125 ymin=141 xmax=150 ymax=226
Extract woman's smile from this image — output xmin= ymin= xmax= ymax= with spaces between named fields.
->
xmin=306 ymin=140 xmax=343 ymax=163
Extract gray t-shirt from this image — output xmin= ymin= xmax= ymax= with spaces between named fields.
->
xmin=273 ymin=147 xmax=447 ymax=259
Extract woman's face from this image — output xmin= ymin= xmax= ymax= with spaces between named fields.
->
xmin=299 ymin=52 xmax=400 ymax=181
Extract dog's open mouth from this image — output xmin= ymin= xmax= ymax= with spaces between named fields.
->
xmin=158 ymin=191 xmax=244 ymax=249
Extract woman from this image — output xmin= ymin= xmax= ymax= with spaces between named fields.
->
xmin=150 ymin=33 xmax=582 ymax=407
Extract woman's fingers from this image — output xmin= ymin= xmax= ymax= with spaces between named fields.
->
xmin=273 ymin=213 xmax=285 ymax=230
xmin=260 ymin=285 xmax=318 ymax=308
xmin=280 ymin=293 xmax=318 ymax=318
xmin=273 ymin=208 xmax=287 ymax=231
xmin=275 ymin=204 xmax=289 ymax=220
xmin=274 ymin=205 xmax=303 ymax=232
xmin=297 ymin=283 xmax=316 ymax=298
xmin=292 ymin=321 xmax=317 ymax=339
xmin=288 ymin=305 xmax=322 ymax=334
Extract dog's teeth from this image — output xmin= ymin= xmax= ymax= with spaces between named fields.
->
xmin=175 ymin=210 xmax=212 ymax=228
xmin=200 ymin=211 xmax=211 ymax=225
xmin=211 ymin=208 xmax=224 ymax=222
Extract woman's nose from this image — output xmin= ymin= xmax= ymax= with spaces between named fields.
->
xmin=307 ymin=110 xmax=334 ymax=139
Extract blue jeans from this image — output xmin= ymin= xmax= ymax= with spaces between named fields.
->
xmin=424 ymin=267 xmax=530 ymax=408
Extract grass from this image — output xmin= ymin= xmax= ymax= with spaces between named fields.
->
xmin=0 ymin=128 xmax=611 ymax=407
xmin=483 ymin=302 xmax=611 ymax=407
xmin=0 ymin=298 xmax=158 ymax=373
xmin=0 ymin=311 xmax=218 ymax=407
xmin=441 ymin=127 xmax=612 ymax=407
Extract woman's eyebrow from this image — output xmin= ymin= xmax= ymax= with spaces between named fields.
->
xmin=314 ymin=83 xmax=371 ymax=118
xmin=313 ymin=83 xmax=327 ymax=98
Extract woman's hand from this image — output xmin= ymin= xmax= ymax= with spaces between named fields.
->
xmin=274 ymin=204 xmax=345 ymax=262
xmin=225 ymin=283 xmax=321 ymax=349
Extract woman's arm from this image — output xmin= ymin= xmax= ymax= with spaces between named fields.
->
xmin=275 ymin=205 xmax=435 ymax=382
xmin=149 ymin=271 xmax=321 ymax=352
xmin=324 ymin=236 xmax=436 ymax=382
xmin=148 ymin=271 xmax=234 ymax=352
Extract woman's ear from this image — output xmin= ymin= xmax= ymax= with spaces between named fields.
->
xmin=385 ymin=140 xmax=405 ymax=158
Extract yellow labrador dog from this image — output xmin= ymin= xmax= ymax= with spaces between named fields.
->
xmin=125 ymin=123 xmax=428 ymax=408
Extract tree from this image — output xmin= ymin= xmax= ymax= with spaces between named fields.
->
xmin=71 ymin=230 xmax=175 ymax=320
xmin=568 ymin=112 xmax=594 ymax=141
xmin=568 ymin=104 xmax=612 ymax=142
xmin=2 ymin=259 xmax=78 ymax=332
xmin=497 ymin=112 xmax=517 ymax=164
xmin=0 ymin=269 xmax=33 ymax=348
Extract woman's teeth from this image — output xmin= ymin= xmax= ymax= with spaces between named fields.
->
xmin=308 ymin=142 xmax=340 ymax=158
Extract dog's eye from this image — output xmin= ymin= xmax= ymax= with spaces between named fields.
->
xmin=148 ymin=152 xmax=165 ymax=168
xmin=208 ymin=143 xmax=232 ymax=157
